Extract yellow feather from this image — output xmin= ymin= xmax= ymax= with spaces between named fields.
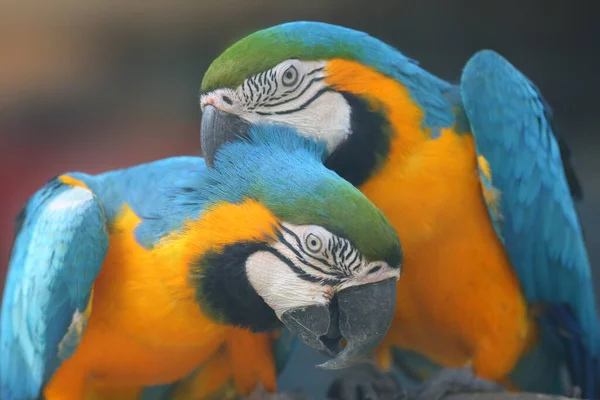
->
xmin=45 ymin=199 xmax=280 ymax=399
xmin=326 ymin=59 xmax=535 ymax=383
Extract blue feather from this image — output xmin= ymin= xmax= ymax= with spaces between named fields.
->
xmin=460 ymin=49 xmax=599 ymax=397
xmin=0 ymin=125 xmax=338 ymax=398
xmin=0 ymin=178 xmax=108 ymax=400
xmin=267 ymin=22 xmax=456 ymax=131
xmin=124 ymin=126 xmax=329 ymax=248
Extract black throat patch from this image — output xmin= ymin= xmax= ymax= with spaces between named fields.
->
xmin=191 ymin=241 xmax=281 ymax=332
xmin=325 ymin=91 xmax=394 ymax=187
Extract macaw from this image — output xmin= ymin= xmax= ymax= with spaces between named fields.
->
xmin=0 ymin=125 xmax=403 ymax=400
xmin=198 ymin=21 xmax=599 ymax=399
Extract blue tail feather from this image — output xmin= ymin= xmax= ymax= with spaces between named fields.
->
xmin=547 ymin=305 xmax=599 ymax=398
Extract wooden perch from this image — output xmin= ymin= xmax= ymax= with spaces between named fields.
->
xmin=245 ymin=384 xmax=578 ymax=400
xmin=446 ymin=393 xmax=574 ymax=400
xmin=245 ymin=390 xmax=576 ymax=400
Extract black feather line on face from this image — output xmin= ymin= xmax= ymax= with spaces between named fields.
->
xmin=243 ymin=65 xmax=325 ymax=109
xmin=245 ymin=80 xmax=255 ymax=98
xmin=279 ymin=225 xmax=357 ymax=281
xmin=276 ymin=230 xmax=329 ymax=276
xmin=276 ymin=227 xmax=346 ymax=282
xmin=262 ymin=77 xmax=325 ymax=108
xmin=256 ymin=88 xmax=331 ymax=116
xmin=265 ymin=74 xmax=273 ymax=96
xmin=191 ymin=241 xmax=281 ymax=332
xmin=191 ymin=228 xmax=347 ymax=332
xmin=249 ymin=77 xmax=260 ymax=93
xmin=307 ymin=66 xmax=325 ymax=76
xmin=281 ymin=226 xmax=339 ymax=270
xmin=324 ymin=91 xmax=393 ymax=187
xmin=282 ymin=74 xmax=306 ymax=95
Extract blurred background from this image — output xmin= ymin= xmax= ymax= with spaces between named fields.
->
xmin=0 ymin=0 xmax=597 ymax=398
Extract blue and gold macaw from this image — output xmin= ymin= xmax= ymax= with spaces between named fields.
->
xmin=0 ymin=125 xmax=403 ymax=400
xmin=198 ymin=22 xmax=599 ymax=399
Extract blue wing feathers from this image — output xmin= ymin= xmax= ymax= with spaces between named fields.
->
xmin=278 ymin=22 xmax=455 ymax=130
xmin=0 ymin=157 xmax=211 ymax=399
xmin=0 ymin=178 xmax=108 ymax=400
xmin=460 ymin=50 xmax=599 ymax=396
xmin=1 ymin=141 xmax=319 ymax=398
xmin=68 ymin=156 xmax=205 ymax=249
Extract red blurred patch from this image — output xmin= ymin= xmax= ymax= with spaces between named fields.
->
xmin=0 ymin=125 xmax=200 ymax=300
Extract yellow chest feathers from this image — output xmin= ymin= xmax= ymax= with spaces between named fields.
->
xmin=325 ymin=58 xmax=487 ymax=249
xmin=45 ymin=200 xmax=281 ymax=394
xmin=325 ymin=59 xmax=533 ymax=378
xmin=92 ymin=200 xmax=280 ymax=347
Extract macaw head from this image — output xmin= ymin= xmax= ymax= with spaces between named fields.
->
xmin=200 ymin=21 xmax=454 ymax=186
xmin=192 ymin=124 xmax=402 ymax=369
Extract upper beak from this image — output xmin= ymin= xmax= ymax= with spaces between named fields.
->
xmin=280 ymin=278 xmax=397 ymax=370
xmin=201 ymin=105 xmax=250 ymax=167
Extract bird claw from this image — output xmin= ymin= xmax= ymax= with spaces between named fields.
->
xmin=327 ymin=362 xmax=401 ymax=400
xmin=397 ymin=366 xmax=506 ymax=400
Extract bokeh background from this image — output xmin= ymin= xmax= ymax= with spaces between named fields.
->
xmin=0 ymin=1 xmax=598 ymax=398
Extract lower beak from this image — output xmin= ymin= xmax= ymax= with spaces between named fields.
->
xmin=280 ymin=278 xmax=397 ymax=370
xmin=201 ymin=105 xmax=250 ymax=167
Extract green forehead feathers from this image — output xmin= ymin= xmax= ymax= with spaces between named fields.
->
xmin=206 ymin=125 xmax=402 ymax=266
xmin=200 ymin=21 xmax=455 ymax=131
xmin=201 ymin=22 xmax=369 ymax=93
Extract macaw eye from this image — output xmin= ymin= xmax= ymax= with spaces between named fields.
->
xmin=305 ymin=233 xmax=323 ymax=253
xmin=281 ymin=65 xmax=299 ymax=87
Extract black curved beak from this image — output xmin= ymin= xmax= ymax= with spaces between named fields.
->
xmin=280 ymin=278 xmax=397 ymax=370
xmin=201 ymin=105 xmax=250 ymax=167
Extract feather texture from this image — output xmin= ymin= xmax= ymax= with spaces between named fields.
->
xmin=0 ymin=178 xmax=108 ymax=399
xmin=201 ymin=21 xmax=455 ymax=131
xmin=460 ymin=50 xmax=599 ymax=397
xmin=0 ymin=124 xmax=402 ymax=399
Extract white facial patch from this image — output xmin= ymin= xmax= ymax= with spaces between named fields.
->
xmin=244 ymin=223 xmax=400 ymax=316
xmin=245 ymin=251 xmax=332 ymax=318
xmin=200 ymin=60 xmax=352 ymax=154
